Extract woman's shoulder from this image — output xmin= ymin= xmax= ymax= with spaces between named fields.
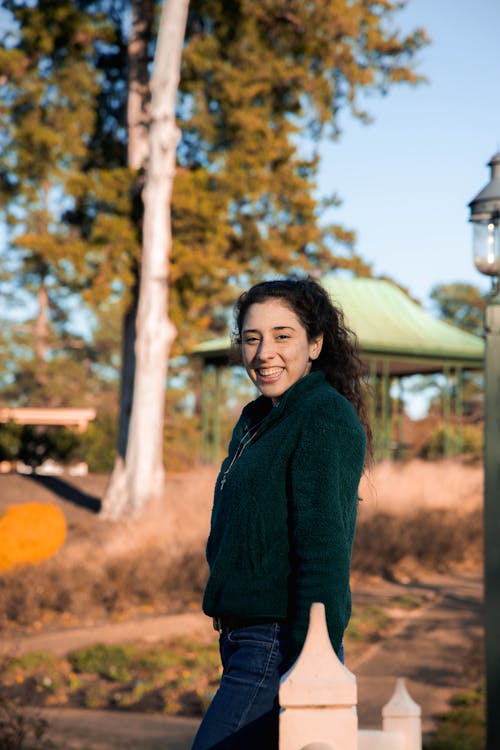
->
xmin=303 ymin=377 xmax=364 ymax=437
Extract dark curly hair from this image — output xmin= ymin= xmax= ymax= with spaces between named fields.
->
xmin=233 ymin=277 xmax=373 ymax=463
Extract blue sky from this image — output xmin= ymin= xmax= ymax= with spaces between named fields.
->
xmin=317 ymin=0 xmax=500 ymax=309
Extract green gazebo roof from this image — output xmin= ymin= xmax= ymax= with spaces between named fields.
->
xmin=193 ymin=277 xmax=484 ymax=376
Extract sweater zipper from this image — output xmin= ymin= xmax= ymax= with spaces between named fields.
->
xmin=219 ymin=415 xmax=269 ymax=490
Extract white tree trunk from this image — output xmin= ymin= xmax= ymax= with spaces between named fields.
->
xmin=102 ymin=0 xmax=150 ymax=518
xmin=127 ymin=0 xmax=153 ymax=170
xmin=101 ymin=0 xmax=190 ymax=519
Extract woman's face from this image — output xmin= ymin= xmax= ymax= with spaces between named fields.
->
xmin=241 ymin=299 xmax=323 ymax=404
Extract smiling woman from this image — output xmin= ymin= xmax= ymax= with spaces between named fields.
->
xmin=191 ymin=277 xmax=372 ymax=750
xmin=241 ymin=299 xmax=323 ymax=404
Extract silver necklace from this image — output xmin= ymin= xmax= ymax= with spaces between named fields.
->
xmin=219 ymin=416 xmax=268 ymax=490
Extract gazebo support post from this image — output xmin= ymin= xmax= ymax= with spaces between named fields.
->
xmin=368 ymin=359 xmax=377 ymax=452
xmin=455 ymin=367 xmax=464 ymax=455
xmin=396 ymin=377 xmax=405 ymax=459
xmin=201 ymin=366 xmax=211 ymax=463
xmin=442 ymin=365 xmax=451 ymax=457
xmin=382 ymin=360 xmax=391 ymax=460
xmin=213 ymin=367 xmax=222 ymax=463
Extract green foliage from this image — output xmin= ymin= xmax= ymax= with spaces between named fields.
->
xmin=67 ymin=638 xmax=221 ymax=683
xmin=0 ymin=0 xmax=131 ymax=408
xmin=170 ymin=0 xmax=428 ymax=345
xmin=0 ymin=0 xmax=429 ymax=471
xmin=1 ymin=0 xmax=429 ymax=352
xmin=68 ymin=644 xmax=134 ymax=682
xmin=0 ymin=0 xmax=117 ymax=304
xmin=424 ymin=282 xmax=486 ymax=423
xmin=0 ymin=423 xmax=22 ymax=461
xmin=0 ymin=425 xmax=80 ymax=467
xmin=78 ymin=412 xmax=118 ymax=473
xmin=430 ymin=283 xmax=487 ymax=336
xmin=8 ymin=652 xmax=57 ymax=673
xmin=2 ymin=637 xmax=221 ymax=717
xmin=345 ymin=604 xmax=390 ymax=642
xmin=419 ymin=424 xmax=483 ymax=461
xmin=388 ymin=595 xmax=424 ymax=610
xmin=425 ymin=685 xmax=484 ymax=750
xmin=0 ymin=415 xmax=117 ymax=470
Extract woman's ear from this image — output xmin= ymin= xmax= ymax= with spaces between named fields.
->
xmin=309 ymin=335 xmax=323 ymax=360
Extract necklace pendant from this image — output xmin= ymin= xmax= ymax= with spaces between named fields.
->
xmin=218 ymin=416 xmax=267 ymax=493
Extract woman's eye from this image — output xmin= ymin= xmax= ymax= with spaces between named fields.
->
xmin=244 ymin=337 xmax=259 ymax=344
xmin=276 ymin=334 xmax=290 ymax=340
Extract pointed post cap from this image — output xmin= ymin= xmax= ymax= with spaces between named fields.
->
xmin=279 ymin=603 xmax=357 ymax=707
xmin=382 ymin=678 xmax=421 ymax=718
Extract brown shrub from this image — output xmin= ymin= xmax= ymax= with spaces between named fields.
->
xmin=0 ymin=461 xmax=484 ymax=634
xmin=352 ymin=508 xmax=483 ymax=579
xmin=0 ymin=507 xmax=483 ymax=633
xmin=0 ymin=696 xmax=48 ymax=750
xmin=0 ymin=545 xmax=208 ymax=632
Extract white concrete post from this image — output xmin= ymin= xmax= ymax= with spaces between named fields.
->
xmin=358 ymin=729 xmax=406 ymax=750
xmin=382 ymin=678 xmax=422 ymax=750
xmin=279 ymin=603 xmax=358 ymax=750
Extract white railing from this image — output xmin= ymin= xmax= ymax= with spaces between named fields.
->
xmin=279 ymin=603 xmax=421 ymax=750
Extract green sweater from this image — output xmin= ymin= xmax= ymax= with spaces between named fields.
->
xmin=202 ymin=370 xmax=366 ymax=658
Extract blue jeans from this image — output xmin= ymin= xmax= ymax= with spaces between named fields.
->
xmin=191 ymin=622 xmax=345 ymax=750
xmin=191 ymin=622 xmax=292 ymax=750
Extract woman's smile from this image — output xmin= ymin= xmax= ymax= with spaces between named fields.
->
xmin=241 ymin=299 xmax=323 ymax=403
xmin=256 ymin=367 xmax=284 ymax=381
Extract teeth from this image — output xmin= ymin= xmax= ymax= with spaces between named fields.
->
xmin=258 ymin=368 xmax=282 ymax=377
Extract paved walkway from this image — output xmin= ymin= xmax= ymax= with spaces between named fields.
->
xmin=351 ymin=572 xmax=483 ymax=737
xmin=15 ymin=571 xmax=482 ymax=749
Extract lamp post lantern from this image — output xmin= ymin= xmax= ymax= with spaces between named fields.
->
xmin=468 ymin=152 xmax=500 ymax=750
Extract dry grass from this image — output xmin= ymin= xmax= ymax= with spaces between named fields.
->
xmin=0 ymin=460 xmax=483 ymax=635
xmin=359 ymin=458 xmax=482 ymax=516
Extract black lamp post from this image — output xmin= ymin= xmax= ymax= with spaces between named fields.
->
xmin=468 ymin=152 xmax=500 ymax=750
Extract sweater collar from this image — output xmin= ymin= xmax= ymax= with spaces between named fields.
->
xmin=243 ymin=370 xmax=327 ymax=428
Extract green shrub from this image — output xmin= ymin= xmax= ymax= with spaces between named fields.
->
xmin=388 ymin=595 xmax=424 ymax=609
xmin=68 ymin=644 xmax=134 ymax=682
xmin=7 ymin=652 xmax=58 ymax=673
xmin=0 ymin=423 xmax=23 ymax=461
xmin=0 ymin=412 xmax=117 ymax=471
xmin=13 ymin=425 xmax=80 ymax=467
xmin=77 ymin=412 xmax=117 ymax=472
xmin=425 ymin=684 xmax=484 ymax=750
xmin=419 ymin=424 xmax=483 ymax=460
xmin=346 ymin=605 xmax=389 ymax=642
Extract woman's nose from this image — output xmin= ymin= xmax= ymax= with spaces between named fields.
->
xmin=256 ymin=337 xmax=276 ymax=361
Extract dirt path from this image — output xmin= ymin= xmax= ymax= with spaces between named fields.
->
xmin=1 ymin=612 xmax=214 ymax=658
xmin=10 ymin=570 xmax=483 ymax=750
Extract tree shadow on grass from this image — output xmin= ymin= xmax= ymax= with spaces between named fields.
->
xmin=27 ymin=475 xmax=102 ymax=513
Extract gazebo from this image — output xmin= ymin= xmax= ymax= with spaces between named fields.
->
xmin=192 ymin=277 xmax=484 ymax=461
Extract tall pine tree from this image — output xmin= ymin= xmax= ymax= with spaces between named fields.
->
xmin=1 ymin=0 xmax=428 ymax=515
xmin=0 ymin=0 xmax=133 ymax=405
